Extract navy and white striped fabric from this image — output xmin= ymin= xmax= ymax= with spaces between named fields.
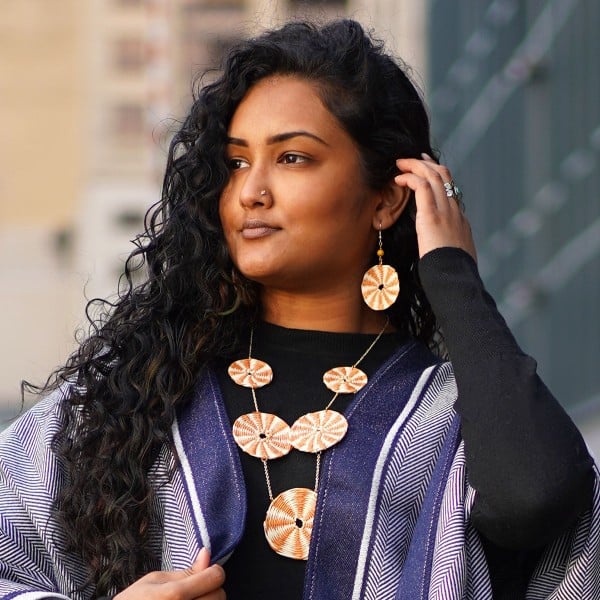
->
xmin=1 ymin=343 xmax=598 ymax=599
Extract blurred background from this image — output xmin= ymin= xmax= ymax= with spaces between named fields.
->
xmin=1 ymin=0 xmax=599 ymax=453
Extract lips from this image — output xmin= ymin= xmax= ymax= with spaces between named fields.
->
xmin=241 ymin=219 xmax=280 ymax=239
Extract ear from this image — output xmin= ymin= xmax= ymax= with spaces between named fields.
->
xmin=371 ymin=181 xmax=411 ymax=230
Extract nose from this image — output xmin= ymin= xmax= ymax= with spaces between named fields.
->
xmin=239 ymin=188 xmax=272 ymax=209
xmin=239 ymin=168 xmax=273 ymax=209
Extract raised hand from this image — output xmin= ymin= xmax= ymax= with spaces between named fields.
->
xmin=394 ymin=154 xmax=476 ymax=261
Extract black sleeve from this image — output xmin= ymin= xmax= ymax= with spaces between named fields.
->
xmin=418 ymin=247 xmax=594 ymax=549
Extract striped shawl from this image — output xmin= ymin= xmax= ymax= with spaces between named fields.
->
xmin=1 ymin=342 xmax=598 ymax=599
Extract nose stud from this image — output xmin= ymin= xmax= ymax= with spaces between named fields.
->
xmin=260 ymin=190 xmax=268 ymax=196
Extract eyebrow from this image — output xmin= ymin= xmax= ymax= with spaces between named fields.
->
xmin=226 ymin=130 xmax=330 ymax=147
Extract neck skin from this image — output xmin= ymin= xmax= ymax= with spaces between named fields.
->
xmin=260 ymin=286 xmax=391 ymax=334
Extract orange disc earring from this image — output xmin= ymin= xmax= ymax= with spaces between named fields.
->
xmin=361 ymin=225 xmax=400 ymax=311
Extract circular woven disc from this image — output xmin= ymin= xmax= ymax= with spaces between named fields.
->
xmin=361 ymin=264 xmax=400 ymax=311
xmin=322 ymin=366 xmax=368 ymax=394
xmin=232 ymin=411 xmax=292 ymax=459
xmin=290 ymin=409 xmax=348 ymax=453
xmin=228 ymin=358 xmax=273 ymax=388
xmin=264 ymin=488 xmax=317 ymax=560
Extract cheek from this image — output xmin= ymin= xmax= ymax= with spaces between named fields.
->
xmin=218 ymin=191 xmax=233 ymax=230
xmin=218 ymin=193 xmax=241 ymax=262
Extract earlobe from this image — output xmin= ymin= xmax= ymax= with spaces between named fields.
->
xmin=372 ymin=183 xmax=411 ymax=230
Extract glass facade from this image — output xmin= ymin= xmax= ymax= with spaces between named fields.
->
xmin=427 ymin=0 xmax=600 ymax=414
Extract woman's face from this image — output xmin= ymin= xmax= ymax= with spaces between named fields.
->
xmin=219 ymin=75 xmax=381 ymax=295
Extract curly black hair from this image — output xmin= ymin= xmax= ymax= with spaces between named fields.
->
xmin=39 ymin=19 xmax=441 ymax=596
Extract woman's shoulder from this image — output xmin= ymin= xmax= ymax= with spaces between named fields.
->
xmin=0 ymin=386 xmax=69 ymax=452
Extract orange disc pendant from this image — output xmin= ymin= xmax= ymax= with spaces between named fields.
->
xmin=264 ymin=488 xmax=317 ymax=560
xmin=228 ymin=358 xmax=273 ymax=389
xmin=232 ymin=412 xmax=292 ymax=459
xmin=290 ymin=410 xmax=348 ymax=453
xmin=322 ymin=366 xmax=368 ymax=394
xmin=361 ymin=264 xmax=400 ymax=311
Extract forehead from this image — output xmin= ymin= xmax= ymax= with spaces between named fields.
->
xmin=228 ymin=75 xmax=343 ymax=137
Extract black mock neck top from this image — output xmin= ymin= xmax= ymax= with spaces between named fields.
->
xmin=215 ymin=248 xmax=593 ymax=600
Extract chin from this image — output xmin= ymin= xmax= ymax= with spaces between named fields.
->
xmin=236 ymin=263 xmax=279 ymax=284
xmin=242 ymin=269 xmax=298 ymax=290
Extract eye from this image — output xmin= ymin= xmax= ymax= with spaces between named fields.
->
xmin=279 ymin=153 xmax=310 ymax=165
xmin=227 ymin=157 xmax=249 ymax=170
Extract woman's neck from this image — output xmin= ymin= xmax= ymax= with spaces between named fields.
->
xmin=260 ymin=287 xmax=390 ymax=334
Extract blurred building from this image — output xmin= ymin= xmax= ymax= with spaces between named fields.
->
xmin=0 ymin=0 xmax=85 ymax=417
xmin=428 ymin=0 xmax=600 ymax=452
xmin=3 ymin=0 xmax=596 ymax=455
xmin=1 ymin=0 xmax=419 ymax=418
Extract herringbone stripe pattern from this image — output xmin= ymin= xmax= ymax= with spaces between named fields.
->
xmin=1 ymin=373 xmax=599 ymax=599
xmin=356 ymin=364 xmax=460 ymax=599
xmin=351 ymin=364 xmax=600 ymax=599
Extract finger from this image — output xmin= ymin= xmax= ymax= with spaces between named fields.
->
xmin=192 ymin=588 xmax=226 ymax=600
xmin=144 ymin=548 xmax=212 ymax=584
xmin=397 ymin=157 xmax=451 ymax=185
xmin=398 ymin=156 xmax=456 ymax=194
xmin=420 ymin=153 xmax=454 ymax=184
xmin=191 ymin=548 xmax=211 ymax=572
xmin=177 ymin=548 xmax=213 ymax=579
xmin=394 ymin=172 xmax=439 ymax=214
xmin=396 ymin=158 xmax=451 ymax=211
xmin=192 ymin=589 xmax=226 ymax=600
xmin=175 ymin=564 xmax=225 ymax=598
xmin=419 ymin=154 xmax=465 ymax=213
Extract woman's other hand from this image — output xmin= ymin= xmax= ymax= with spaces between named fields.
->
xmin=395 ymin=154 xmax=477 ymax=261
xmin=113 ymin=548 xmax=225 ymax=600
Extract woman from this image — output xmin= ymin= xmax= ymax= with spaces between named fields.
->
xmin=0 ymin=19 xmax=597 ymax=600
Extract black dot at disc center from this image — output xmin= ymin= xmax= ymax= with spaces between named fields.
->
xmin=295 ymin=518 xmax=303 ymax=528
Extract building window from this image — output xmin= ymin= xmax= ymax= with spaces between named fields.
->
xmin=114 ymin=37 xmax=146 ymax=72
xmin=115 ymin=0 xmax=144 ymax=7
xmin=289 ymin=0 xmax=346 ymax=5
xmin=112 ymin=103 xmax=145 ymax=138
xmin=115 ymin=209 xmax=145 ymax=230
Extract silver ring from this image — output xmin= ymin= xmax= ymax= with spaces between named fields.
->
xmin=443 ymin=181 xmax=462 ymax=202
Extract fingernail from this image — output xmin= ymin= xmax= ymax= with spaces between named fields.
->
xmin=196 ymin=547 xmax=209 ymax=560
xmin=421 ymin=152 xmax=432 ymax=160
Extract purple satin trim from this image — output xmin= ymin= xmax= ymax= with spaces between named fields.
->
xmin=304 ymin=342 xmax=440 ymax=600
xmin=175 ymin=367 xmax=247 ymax=562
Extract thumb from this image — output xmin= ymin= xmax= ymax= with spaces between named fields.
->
xmin=190 ymin=547 xmax=211 ymax=572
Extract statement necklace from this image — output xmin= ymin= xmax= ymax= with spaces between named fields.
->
xmin=227 ymin=319 xmax=389 ymax=560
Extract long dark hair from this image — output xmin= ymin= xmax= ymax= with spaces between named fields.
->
xmin=42 ymin=19 xmax=440 ymax=596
